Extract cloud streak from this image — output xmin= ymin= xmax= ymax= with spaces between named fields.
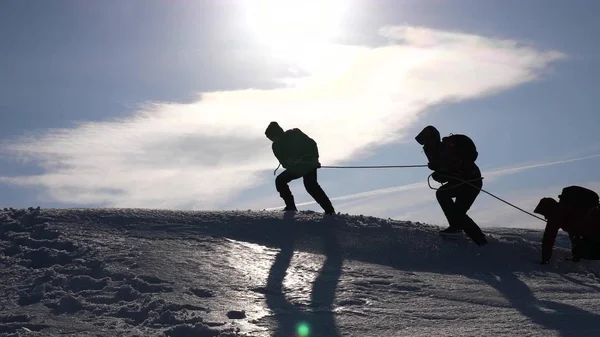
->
xmin=484 ymin=153 xmax=600 ymax=178
xmin=0 ymin=25 xmax=565 ymax=209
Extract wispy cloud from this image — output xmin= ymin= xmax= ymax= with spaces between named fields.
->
xmin=0 ymin=26 xmax=564 ymax=208
xmin=484 ymin=153 xmax=600 ymax=178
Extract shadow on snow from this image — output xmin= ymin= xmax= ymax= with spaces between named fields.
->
xmin=51 ymin=209 xmax=600 ymax=336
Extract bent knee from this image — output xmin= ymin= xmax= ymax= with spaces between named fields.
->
xmin=304 ymin=179 xmax=319 ymax=189
xmin=275 ymin=176 xmax=288 ymax=189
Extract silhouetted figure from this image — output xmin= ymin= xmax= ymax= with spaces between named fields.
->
xmin=534 ymin=186 xmax=600 ymax=264
xmin=265 ymin=122 xmax=335 ymax=215
xmin=416 ymin=125 xmax=487 ymax=245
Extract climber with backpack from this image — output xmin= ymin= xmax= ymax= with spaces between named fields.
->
xmin=265 ymin=121 xmax=336 ymax=215
xmin=415 ymin=125 xmax=487 ymax=246
xmin=533 ymin=185 xmax=600 ymax=264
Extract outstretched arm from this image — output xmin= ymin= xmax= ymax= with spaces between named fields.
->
xmin=541 ymin=220 xmax=560 ymax=263
xmin=535 ymin=197 xmax=561 ymax=264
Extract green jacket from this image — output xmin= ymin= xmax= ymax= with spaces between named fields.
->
xmin=272 ymin=128 xmax=320 ymax=175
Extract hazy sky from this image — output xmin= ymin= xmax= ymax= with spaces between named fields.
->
xmin=1 ymin=0 xmax=599 ymax=230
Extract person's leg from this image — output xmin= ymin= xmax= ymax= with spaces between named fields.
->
xmin=570 ymin=207 xmax=600 ymax=260
xmin=435 ymin=180 xmax=464 ymax=234
xmin=572 ymin=237 xmax=600 ymax=261
xmin=452 ymin=179 xmax=486 ymax=245
xmin=275 ymin=170 xmax=302 ymax=211
xmin=303 ymin=169 xmax=335 ymax=214
xmin=436 ymin=179 xmax=486 ymax=244
xmin=580 ymin=207 xmax=600 ymax=238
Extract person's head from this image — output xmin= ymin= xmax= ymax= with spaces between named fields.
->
xmin=265 ymin=121 xmax=285 ymax=142
xmin=534 ymin=197 xmax=558 ymax=219
xmin=415 ymin=125 xmax=441 ymax=146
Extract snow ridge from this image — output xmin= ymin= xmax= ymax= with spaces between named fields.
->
xmin=1 ymin=208 xmax=599 ymax=337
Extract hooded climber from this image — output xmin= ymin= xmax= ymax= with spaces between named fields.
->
xmin=265 ymin=121 xmax=335 ymax=215
xmin=534 ymin=185 xmax=600 ymax=264
xmin=416 ymin=125 xmax=487 ymax=246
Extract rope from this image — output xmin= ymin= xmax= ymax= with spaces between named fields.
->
xmin=321 ymin=164 xmax=428 ymax=169
xmin=426 ymin=173 xmax=483 ymax=191
xmin=270 ymin=158 xmax=546 ymax=222
xmin=273 ymin=163 xmax=281 ymax=176
xmin=273 ymin=162 xmax=427 ymax=175
xmin=428 ymin=172 xmax=547 ymax=222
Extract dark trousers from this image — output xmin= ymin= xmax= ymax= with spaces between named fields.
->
xmin=436 ymin=178 xmax=486 ymax=244
xmin=571 ymin=236 xmax=600 ymax=260
xmin=275 ymin=168 xmax=335 ymax=214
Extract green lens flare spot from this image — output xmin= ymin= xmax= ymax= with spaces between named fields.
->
xmin=296 ymin=322 xmax=310 ymax=337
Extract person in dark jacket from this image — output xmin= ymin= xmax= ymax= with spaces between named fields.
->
xmin=265 ymin=121 xmax=335 ymax=215
xmin=533 ymin=185 xmax=600 ymax=264
xmin=416 ymin=125 xmax=487 ymax=246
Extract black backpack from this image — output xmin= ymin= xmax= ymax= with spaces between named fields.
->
xmin=284 ymin=128 xmax=319 ymax=158
xmin=442 ymin=134 xmax=478 ymax=164
xmin=559 ymin=186 xmax=599 ymax=209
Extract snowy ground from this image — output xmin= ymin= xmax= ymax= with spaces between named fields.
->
xmin=1 ymin=208 xmax=599 ymax=337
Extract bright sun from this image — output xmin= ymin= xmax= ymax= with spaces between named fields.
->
xmin=244 ymin=0 xmax=348 ymax=46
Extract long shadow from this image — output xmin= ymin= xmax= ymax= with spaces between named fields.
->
xmin=379 ymin=222 xmax=600 ymax=337
xmin=481 ymin=271 xmax=600 ymax=337
xmin=309 ymin=224 xmax=343 ymax=337
xmin=264 ymin=214 xmax=342 ymax=337
xmin=263 ymin=212 xmax=300 ymax=337
xmin=66 ymin=209 xmax=600 ymax=336
xmin=560 ymin=273 xmax=600 ymax=292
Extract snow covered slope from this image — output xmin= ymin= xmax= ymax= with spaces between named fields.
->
xmin=1 ymin=208 xmax=599 ymax=337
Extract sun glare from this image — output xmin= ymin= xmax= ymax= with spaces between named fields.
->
xmin=245 ymin=0 xmax=347 ymax=46
xmin=244 ymin=0 xmax=349 ymax=75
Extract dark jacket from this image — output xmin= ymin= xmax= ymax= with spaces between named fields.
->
xmin=272 ymin=128 xmax=320 ymax=175
xmin=536 ymin=187 xmax=600 ymax=262
xmin=427 ymin=136 xmax=481 ymax=182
